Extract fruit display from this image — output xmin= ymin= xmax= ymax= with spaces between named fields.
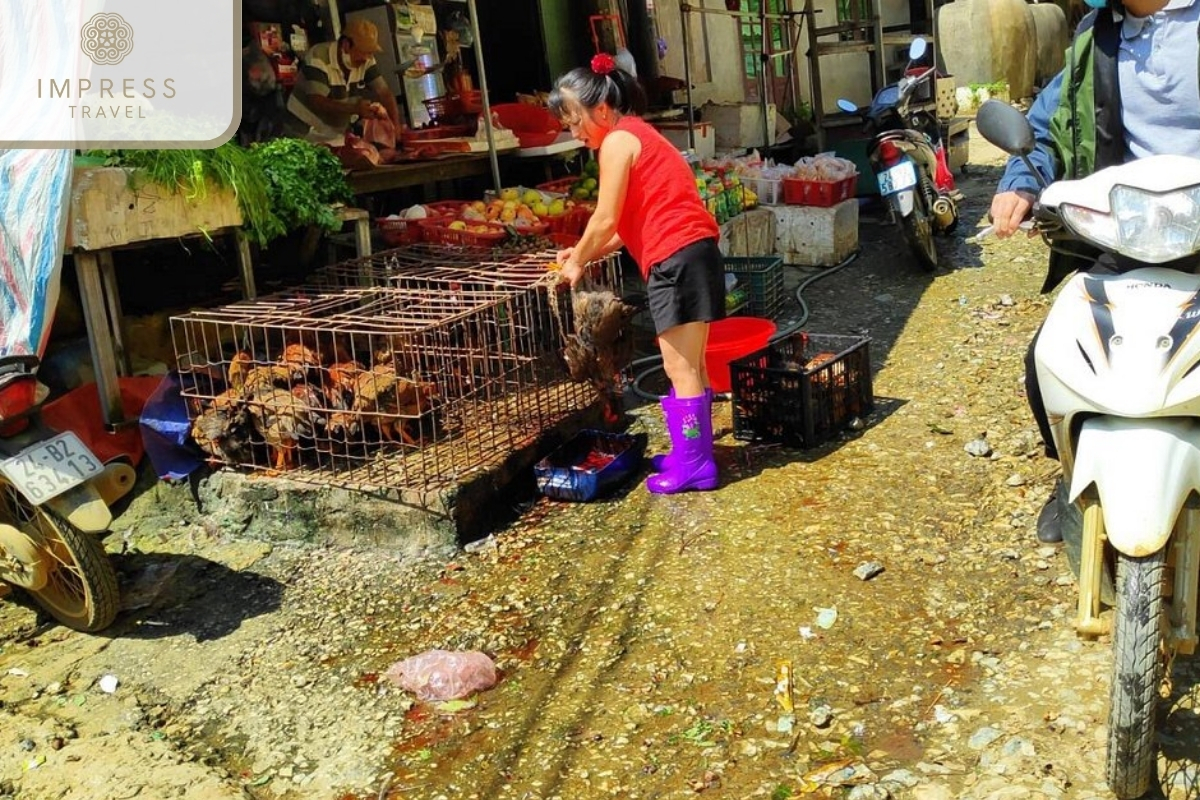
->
xmin=387 ymin=182 xmax=595 ymax=247
xmin=543 ymin=158 xmax=600 ymax=202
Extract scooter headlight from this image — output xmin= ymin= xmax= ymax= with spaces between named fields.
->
xmin=1060 ymin=185 xmax=1200 ymax=263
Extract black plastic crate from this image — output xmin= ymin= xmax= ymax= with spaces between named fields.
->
xmin=731 ymin=332 xmax=873 ymax=448
xmin=725 ymin=256 xmax=785 ymax=319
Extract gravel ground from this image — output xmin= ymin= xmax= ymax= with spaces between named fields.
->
xmin=1 ymin=129 xmax=1197 ymax=800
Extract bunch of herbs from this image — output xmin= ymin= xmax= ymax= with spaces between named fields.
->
xmin=249 ymin=137 xmax=352 ymax=237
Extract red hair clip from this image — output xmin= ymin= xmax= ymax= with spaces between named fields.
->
xmin=591 ymin=53 xmax=616 ymax=76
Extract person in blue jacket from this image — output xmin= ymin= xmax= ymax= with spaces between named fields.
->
xmin=990 ymin=0 xmax=1200 ymax=543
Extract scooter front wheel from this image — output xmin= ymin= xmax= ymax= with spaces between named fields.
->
xmin=0 ymin=479 xmax=118 ymax=632
xmin=1106 ymin=549 xmax=1166 ymax=799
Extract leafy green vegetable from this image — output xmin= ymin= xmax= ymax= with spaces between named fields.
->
xmin=82 ymin=137 xmax=353 ymax=247
xmin=250 ymin=137 xmax=352 ymax=236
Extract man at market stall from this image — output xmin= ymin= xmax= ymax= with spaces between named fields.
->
xmin=284 ymin=18 xmax=401 ymax=145
xmin=988 ymin=0 xmax=1191 ymax=545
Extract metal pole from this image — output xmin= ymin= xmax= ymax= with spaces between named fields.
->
xmin=759 ymin=0 xmax=770 ymax=151
xmin=467 ymin=0 xmax=501 ymax=193
xmin=327 ymin=0 xmax=341 ymax=39
xmin=681 ymin=3 xmax=695 ymax=151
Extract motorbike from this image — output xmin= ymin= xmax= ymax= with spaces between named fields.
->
xmin=836 ymin=37 xmax=959 ymax=271
xmin=0 ymin=355 xmax=121 ymax=632
xmin=978 ymin=98 xmax=1200 ymax=799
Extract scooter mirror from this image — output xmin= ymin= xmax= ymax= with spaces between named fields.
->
xmin=909 ymin=37 xmax=927 ymax=61
xmin=976 ymin=99 xmax=1035 ymax=156
xmin=836 ymin=98 xmax=859 ymax=114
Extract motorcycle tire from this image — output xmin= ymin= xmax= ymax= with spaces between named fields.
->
xmin=901 ymin=181 xmax=938 ymax=272
xmin=1106 ymin=549 xmax=1166 ymax=799
xmin=0 ymin=479 xmax=118 ymax=633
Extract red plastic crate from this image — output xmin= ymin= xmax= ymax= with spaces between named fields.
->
xmin=782 ymin=175 xmax=857 ymax=207
xmin=418 ymin=219 xmax=508 ymax=247
xmin=536 ymin=176 xmax=577 ymax=195
xmin=423 ymin=200 xmax=471 ymax=220
xmin=547 ymin=232 xmax=580 ymax=248
xmin=376 ymin=217 xmax=424 ymax=247
xmin=543 ymin=206 xmax=593 ymax=236
xmin=509 ymin=219 xmax=551 ymax=237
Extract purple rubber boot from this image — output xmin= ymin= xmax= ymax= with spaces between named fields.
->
xmin=650 ymin=388 xmax=713 ymax=473
xmin=646 ymin=393 xmax=718 ymax=494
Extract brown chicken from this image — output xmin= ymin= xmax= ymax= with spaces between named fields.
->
xmin=564 ymin=290 xmax=640 ymax=423
xmin=322 ymin=360 xmax=365 ymax=411
xmin=244 ymin=386 xmax=318 ymax=472
xmin=280 ymin=342 xmax=320 ymax=382
xmin=227 ymin=350 xmax=254 ymax=392
xmin=191 ymin=388 xmax=255 ymax=465
xmin=239 ymin=364 xmax=294 ymax=397
xmin=328 ymin=364 xmax=438 ymax=445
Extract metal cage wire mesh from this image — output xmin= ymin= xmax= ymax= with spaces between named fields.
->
xmin=172 ymin=246 xmax=622 ymax=493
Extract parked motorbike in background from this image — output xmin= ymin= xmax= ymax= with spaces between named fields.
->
xmin=837 ymin=37 xmax=958 ymax=271
xmin=0 ymin=355 xmax=120 ymax=632
xmin=978 ymin=98 xmax=1200 ymax=799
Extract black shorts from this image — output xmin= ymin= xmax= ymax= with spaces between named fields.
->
xmin=646 ymin=238 xmax=726 ymax=335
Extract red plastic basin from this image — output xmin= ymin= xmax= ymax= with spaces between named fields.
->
xmin=706 ymin=317 xmax=776 ymax=393
xmin=492 ymin=102 xmax=561 ymax=148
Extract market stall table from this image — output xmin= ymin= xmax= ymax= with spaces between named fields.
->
xmin=345 ymin=152 xmax=504 ymax=195
xmin=514 ymin=134 xmax=587 ymax=182
xmin=66 ymin=168 xmax=371 ymax=428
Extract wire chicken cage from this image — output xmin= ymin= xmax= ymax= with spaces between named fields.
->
xmin=172 ymin=247 xmax=622 ymax=493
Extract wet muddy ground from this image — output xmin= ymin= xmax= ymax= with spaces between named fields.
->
xmin=2 ymin=130 xmax=1198 ymax=800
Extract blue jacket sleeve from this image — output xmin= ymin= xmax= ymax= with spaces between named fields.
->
xmin=996 ymin=69 xmax=1063 ymax=194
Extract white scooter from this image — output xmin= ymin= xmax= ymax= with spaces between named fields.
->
xmin=978 ymin=99 xmax=1200 ymax=799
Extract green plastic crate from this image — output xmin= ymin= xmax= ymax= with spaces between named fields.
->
xmin=724 ymin=256 xmax=785 ymax=319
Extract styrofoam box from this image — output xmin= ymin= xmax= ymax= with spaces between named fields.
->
xmin=654 ymin=121 xmax=715 ymax=160
xmin=702 ymin=102 xmax=777 ymax=150
xmin=770 ymin=199 xmax=859 ymax=267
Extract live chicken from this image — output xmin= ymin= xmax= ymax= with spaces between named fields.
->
xmin=328 ymin=364 xmax=439 ymax=445
xmin=244 ymin=386 xmax=318 ymax=472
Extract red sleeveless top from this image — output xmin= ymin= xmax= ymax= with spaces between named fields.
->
xmin=613 ymin=116 xmax=720 ymax=279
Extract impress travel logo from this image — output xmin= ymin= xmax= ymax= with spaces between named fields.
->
xmin=80 ymin=13 xmax=135 ymax=66
xmin=0 ymin=1 xmax=241 ymax=147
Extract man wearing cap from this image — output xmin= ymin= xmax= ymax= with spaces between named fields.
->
xmin=284 ymin=18 xmax=401 ymax=144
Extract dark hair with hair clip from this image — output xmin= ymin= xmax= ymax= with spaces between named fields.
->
xmin=548 ymin=65 xmax=647 ymax=120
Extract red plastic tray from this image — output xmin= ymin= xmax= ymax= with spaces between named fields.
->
xmin=782 ymin=175 xmax=856 ymax=207
xmin=418 ymin=219 xmax=508 ymax=247
xmin=377 ymin=217 xmax=423 ymax=246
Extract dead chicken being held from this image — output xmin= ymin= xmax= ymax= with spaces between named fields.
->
xmin=328 ymin=364 xmax=439 ymax=446
xmin=564 ymin=290 xmax=640 ymax=423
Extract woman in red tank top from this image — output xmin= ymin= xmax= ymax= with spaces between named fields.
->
xmin=549 ymin=54 xmax=724 ymax=495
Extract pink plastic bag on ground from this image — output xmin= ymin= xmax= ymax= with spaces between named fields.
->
xmin=385 ymin=650 xmax=497 ymax=701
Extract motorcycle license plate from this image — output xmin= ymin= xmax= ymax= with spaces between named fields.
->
xmin=878 ymin=160 xmax=918 ymax=196
xmin=0 ymin=432 xmax=103 ymax=505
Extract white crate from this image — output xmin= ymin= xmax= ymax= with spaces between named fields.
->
xmin=741 ymin=176 xmax=784 ymax=206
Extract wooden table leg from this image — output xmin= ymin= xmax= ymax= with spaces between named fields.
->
xmin=74 ymin=251 xmax=125 ymax=428
xmin=97 ymin=250 xmax=131 ymax=376
xmin=234 ymin=229 xmax=256 ymax=300
xmin=354 ymin=216 xmax=372 ymax=258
